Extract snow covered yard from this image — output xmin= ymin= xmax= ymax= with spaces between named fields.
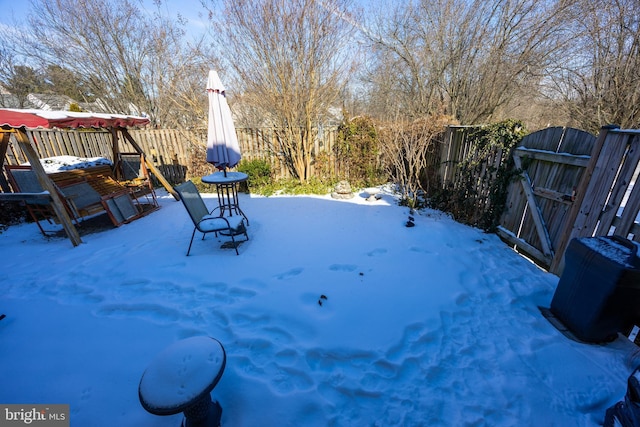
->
xmin=0 ymin=188 xmax=637 ymax=426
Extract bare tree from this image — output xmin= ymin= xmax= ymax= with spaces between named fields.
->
xmin=379 ymin=114 xmax=457 ymax=206
xmin=365 ymin=0 xmax=576 ymax=125
xmin=210 ymin=0 xmax=357 ymax=181
xmin=2 ymin=0 xmax=215 ymax=127
xmin=1 ymin=66 xmax=46 ymax=108
xmin=550 ymin=0 xmax=640 ymax=132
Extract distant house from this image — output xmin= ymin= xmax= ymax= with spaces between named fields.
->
xmin=0 ymin=94 xmax=35 ymax=109
xmin=27 ymin=93 xmax=78 ymax=111
xmin=0 ymin=89 xmax=113 ymax=115
xmin=0 ymin=86 xmax=143 ymax=118
xmin=79 ymin=98 xmax=110 ymax=114
xmin=0 ymin=85 xmax=36 ymax=109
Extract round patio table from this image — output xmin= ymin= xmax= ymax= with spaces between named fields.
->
xmin=139 ymin=336 xmax=226 ymax=427
xmin=201 ymin=171 xmax=249 ymax=225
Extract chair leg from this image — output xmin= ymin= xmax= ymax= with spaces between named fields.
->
xmin=187 ymin=226 xmax=246 ymax=256
xmin=229 ymin=234 xmax=239 ymax=255
xmin=26 ymin=204 xmax=55 ymax=236
xmin=230 ymin=221 xmax=250 ymax=255
xmin=186 ymin=228 xmax=197 ymax=256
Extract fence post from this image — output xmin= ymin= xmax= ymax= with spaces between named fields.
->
xmin=549 ymin=124 xmax=619 ymax=275
xmin=438 ymin=126 xmax=453 ymax=186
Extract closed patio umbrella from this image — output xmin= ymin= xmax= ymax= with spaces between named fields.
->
xmin=206 ymin=70 xmax=241 ymax=175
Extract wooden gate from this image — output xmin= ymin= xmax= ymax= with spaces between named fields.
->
xmin=497 ymin=127 xmax=597 ymax=268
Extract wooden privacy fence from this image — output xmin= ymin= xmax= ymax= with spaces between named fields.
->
xmin=235 ymin=126 xmax=340 ymax=179
xmin=548 ymin=126 xmax=640 ymax=273
xmin=439 ymin=126 xmax=480 ymax=184
xmin=1 ymin=126 xmax=340 ymax=186
xmin=498 ymin=125 xmax=640 ymax=274
xmin=1 ymin=128 xmax=191 ymax=188
xmin=437 ymin=125 xmax=640 ymax=275
xmin=438 ymin=126 xmax=510 ymax=225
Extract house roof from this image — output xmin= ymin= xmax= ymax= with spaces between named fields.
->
xmin=0 ymin=108 xmax=150 ymax=129
xmin=0 ymin=94 xmax=37 ymax=109
xmin=28 ymin=93 xmax=76 ymax=111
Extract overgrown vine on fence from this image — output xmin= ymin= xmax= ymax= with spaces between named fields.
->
xmin=429 ymin=119 xmax=526 ymax=230
xmin=472 ymin=119 xmax=527 ymax=230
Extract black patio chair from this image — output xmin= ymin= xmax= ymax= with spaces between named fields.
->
xmin=174 ymin=181 xmax=248 ymax=255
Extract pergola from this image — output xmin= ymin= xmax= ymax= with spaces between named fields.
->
xmin=0 ymin=108 xmax=178 ymax=246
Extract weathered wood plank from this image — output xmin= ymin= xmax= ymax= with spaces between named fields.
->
xmin=514 ymin=147 xmax=590 ymax=167
xmin=594 ymin=134 xmax=640 ymax=236
xmin=500 ymin=127 xmax=596 ymax=270
xmin=550 ymin=126 xmax=622 ymax=274
xmin=496 ymin=225 xmax=553 ymax=265
xmin=513 ymin=154 xmax=554 ymax=257
xmin=573 ymin=132 xmax=630 ymax=235
xmin=533 ymin=187 xmax=574 ymax=204
xmin=14 ymin=129 xmax=82 ymax=246
xmin=614 ymin=178 xmax=640 ymax=238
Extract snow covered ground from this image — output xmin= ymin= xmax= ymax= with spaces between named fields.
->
xmin=0 ymin=187 xmax=638 ymax=426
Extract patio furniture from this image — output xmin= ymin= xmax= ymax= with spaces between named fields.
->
xmin=73 ymin=169 xmax=145 ymax=226
xmin=57 ymin=179 xmax=106 ymax=219
xmin=174 ymin=181 xmax=248 ymax=255
xmin=201 ymin=171 xmax=249 ymax=225
xmin=116 ymin=152 xmax=159 ymax=210
xmin=4 ymin=164 xmax=149 ymax=230
xmin=5 ymin=165 xmax=104 ymax=234
xmin=101 ymin=190 xmax=143 ymax=226
xmin=4 ymin=165 xmax=62 ymax=235
xmin=139 ymin=336 xmax=226 ymax=427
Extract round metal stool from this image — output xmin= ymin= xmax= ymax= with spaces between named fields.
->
xmin=139 ymin=336 xmax=226 ymax=427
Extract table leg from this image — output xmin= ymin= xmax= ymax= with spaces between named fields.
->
xmin=214 ymin=183 xmax=249 ymax=225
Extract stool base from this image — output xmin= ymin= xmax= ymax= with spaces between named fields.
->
xmin=181 ymin=396 xmax=222 ymax=427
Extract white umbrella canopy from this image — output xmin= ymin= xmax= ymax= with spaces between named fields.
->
xmin=206 ymin=70 xmax=241 ymax=173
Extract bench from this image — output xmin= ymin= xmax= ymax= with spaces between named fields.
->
xmin=3 ymin=164 xmax=155 ymax=232
xmin=49 ymin=164 xmax=159 ymax=212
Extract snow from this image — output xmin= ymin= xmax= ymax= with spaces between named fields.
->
xmin=580 ymin=237 xmax=639 ymax=268
xmin=1 ymin=185 xmax=639 ymax=426
xmin=23 ymin=155 xmax=113 ymax=173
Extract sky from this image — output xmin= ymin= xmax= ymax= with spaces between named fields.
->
xmin=0 ymin=0 xmax=29 ymax=24
xmin=1 ymin=157 xmax=640 ymax=426
xmin=0 ymin=0 xmax=210 ymax=35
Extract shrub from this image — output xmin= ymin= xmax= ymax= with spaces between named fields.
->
xmin=237 ymin=158 xmax=272 ymax=192
xmin=335 ymin=116 xmax=386 ymax=188
xmin=379 ymin=114 xmax=458 ymax=208
xmin=68 ymin=103 xmax=82 ymax=112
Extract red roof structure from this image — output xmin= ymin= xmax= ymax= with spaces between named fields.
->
xmin=0 ymin=108 xmax=150 ymax=129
